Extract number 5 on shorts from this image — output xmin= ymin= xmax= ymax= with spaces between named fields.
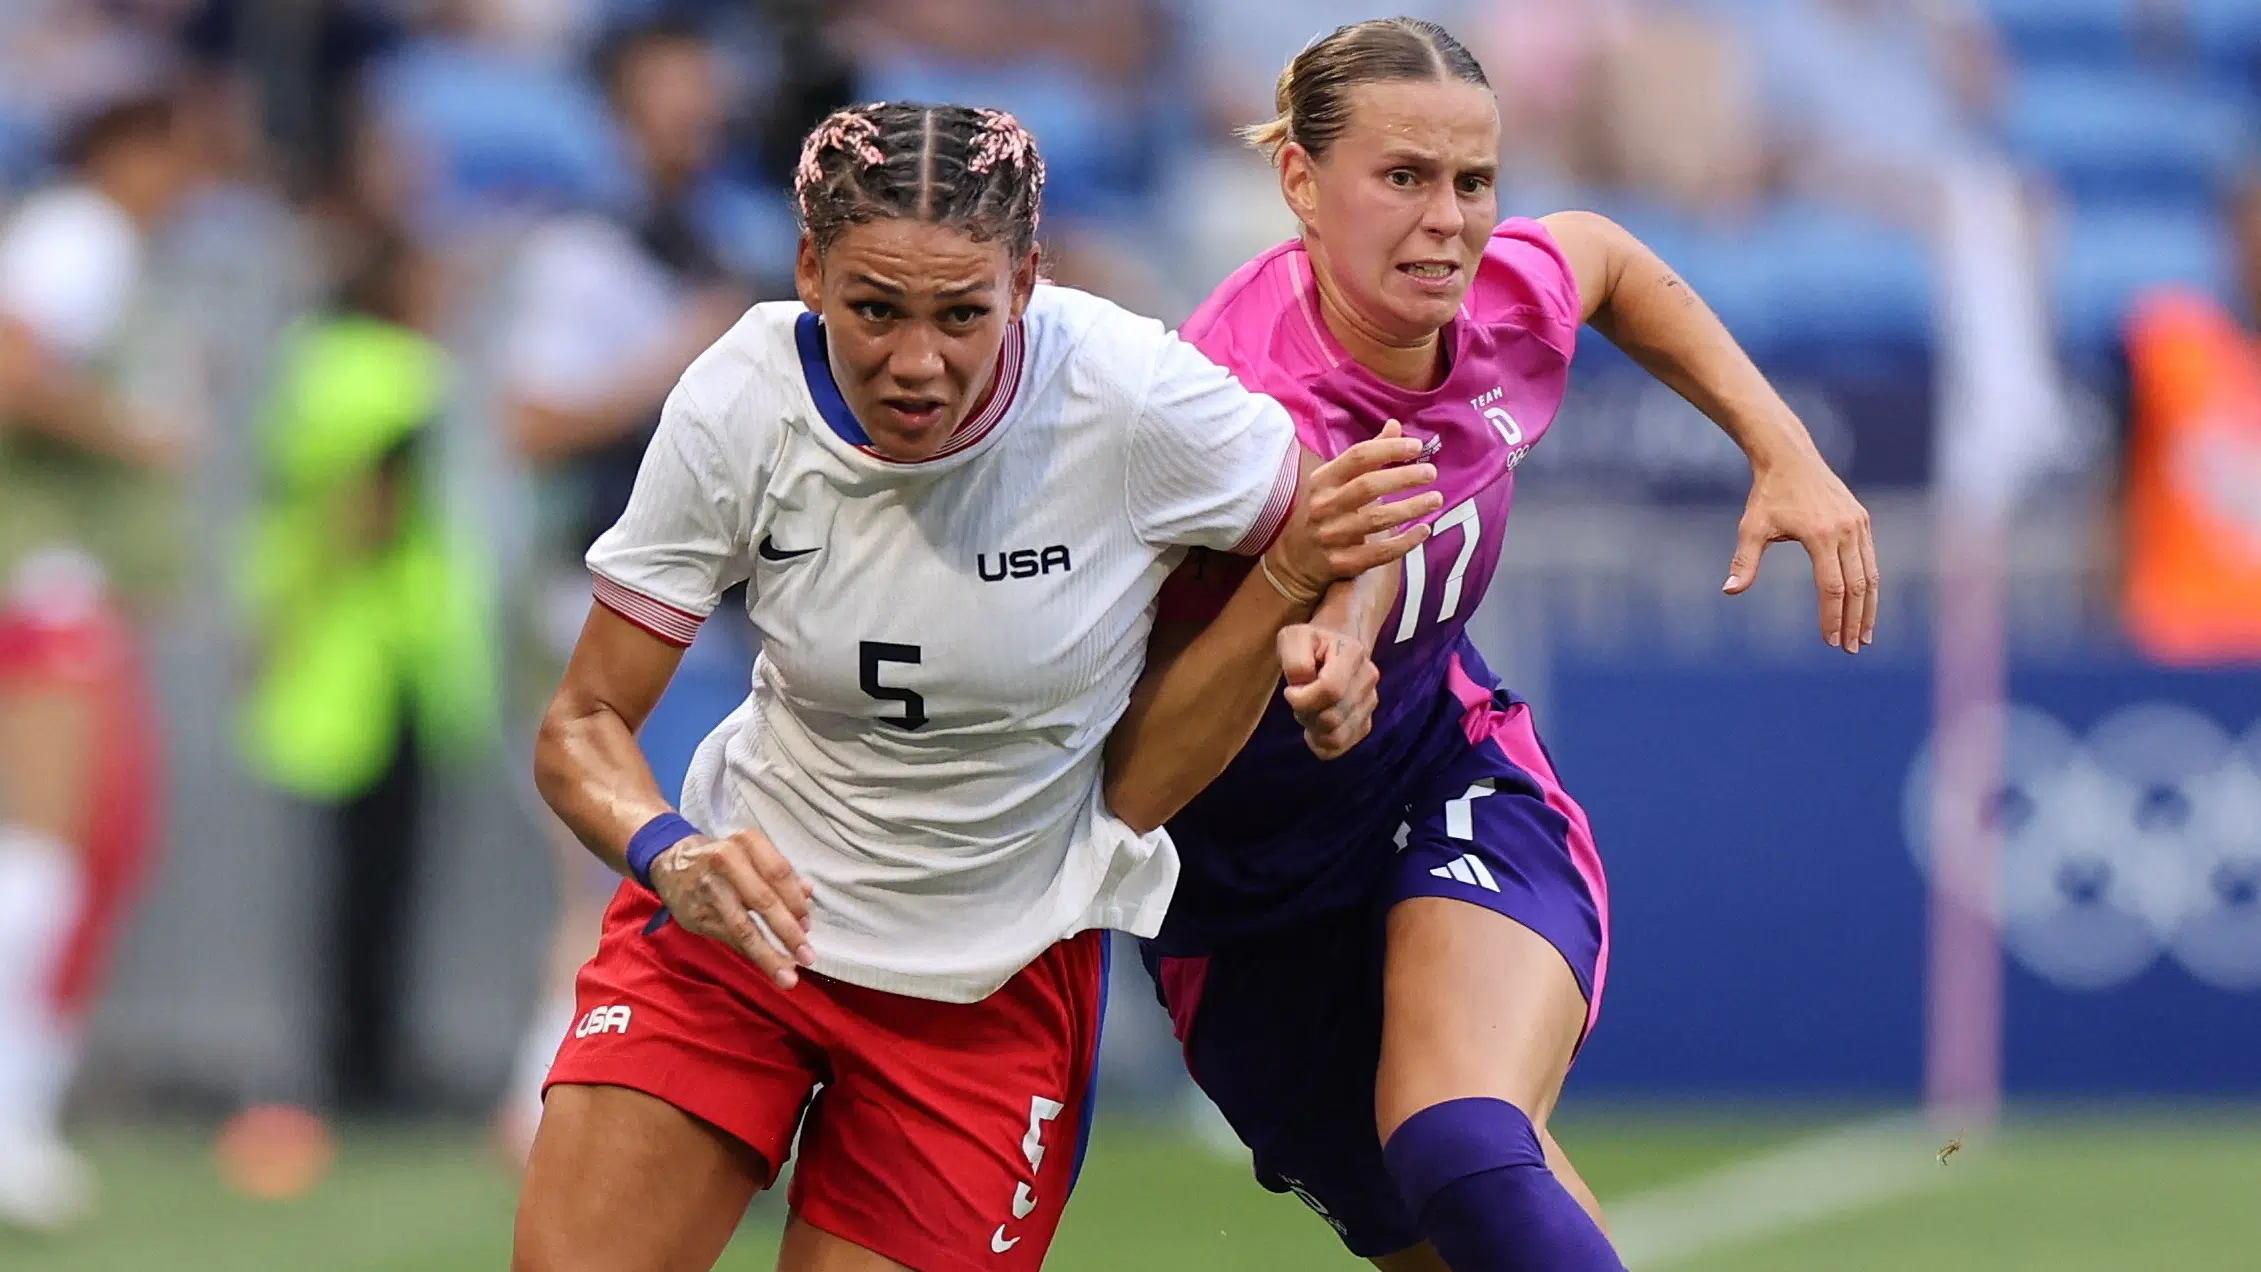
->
xmin=993 ymin=1096 xmax=1064 ymax=1254
xmin=1020 ymin=1095 xmax=1063 ymax=1172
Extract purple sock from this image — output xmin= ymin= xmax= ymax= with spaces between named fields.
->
xmin=1382 ymin=1097 xmax=1626 ymax=1272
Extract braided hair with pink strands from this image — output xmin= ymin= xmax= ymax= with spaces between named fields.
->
xmin=792 ymin=103 xmax=1047 ymax=258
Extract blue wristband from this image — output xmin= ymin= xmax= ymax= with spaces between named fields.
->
xmin=625 ymin=812 xmax=700 ymax=890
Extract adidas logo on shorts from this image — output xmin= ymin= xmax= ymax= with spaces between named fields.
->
xmin=1430 ymin=854 xmax=1501 ymax=893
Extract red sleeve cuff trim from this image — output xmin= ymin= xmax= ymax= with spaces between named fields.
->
xmin=591 ymin=573 xmax=704 ymax=648
xmin=1226 ymin=444 xmax=1300 ymax=557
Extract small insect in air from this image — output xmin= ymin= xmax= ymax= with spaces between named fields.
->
xmin=1936 ymin=1132 xmax=1965 ymax=1165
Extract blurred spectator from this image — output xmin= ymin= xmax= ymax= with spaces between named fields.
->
xmin=732 ymin=0 xmax=860 ymax=196
xmin=237 ymin=230 xmax=498 ymax=1120
xmin=1579 ymin=0 xmax=1768 ymax=218
xmin=1468 ymin=0 xmax=1628 ymax=198
xmin=2119 ymin=175 xmax=2261 ymax=665
xmin=263 ymin=0 xmax=414 ymax=203
xmin=444 ymin=0 xmax=611 ymax=65
xmin=485 ymin=15 xmax=752 ymax=1160
xmin=0 ymin=2 xmax=179 ymax=141
xmin=357 ymin=0 xmax=630 ymax=235
xmin=496 ymin=16 xmax=750 ymax=599
xmin=1747 ymin=0 xmax=2004 ymax=226
xmin=0 ymin=90 xmax=202 ymax=1232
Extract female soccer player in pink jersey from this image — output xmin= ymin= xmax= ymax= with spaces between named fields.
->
xmin=510 ymin=102 xmax=1431 ymax=1272
xmin=1128 ymin=19 xmax=1880 ymax=1272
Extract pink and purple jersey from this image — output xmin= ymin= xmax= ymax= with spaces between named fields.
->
xmin=1153 ymin=219 xmax=1585 ymax=952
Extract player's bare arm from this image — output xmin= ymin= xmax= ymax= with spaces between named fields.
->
xmin=535 ymin=604 xmax=812 ymax=990
xmin=1540 ymin=209 xmax=1879 ymax=654
xmin=1103 ymin=428 xmax=1438 ymax=833
xmin=0 ymin=316 xmax=188 ymax=469
xmin=1290 ymin=531 xmax=1404 ymax=760
xmin=1282 ymin=421 xmax=1423 ymax=760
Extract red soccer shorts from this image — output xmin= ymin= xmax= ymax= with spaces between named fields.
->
xmin=546 ymin=883 xmax=1109 ymax=1272
xmin=0 ymin=572 xmax=162 ymax=1018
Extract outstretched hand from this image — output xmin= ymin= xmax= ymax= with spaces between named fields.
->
xmin=1723 ymin=453 xmax=1878 ymax=653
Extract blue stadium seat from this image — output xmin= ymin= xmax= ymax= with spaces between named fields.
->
xmin=1569 ymin=197 xmax=1933 ymax=370
xmin=1984 ymin=0 xmax=2144 ymax=63
xmin=368 ymin=42 xmax=634 ymax=220
xmin=1575 ymin=196 xmax=1786 ymax=356
xmin=0 ymin=106 xmax=44 ymax=195
xmin=1671 ymin=232 xmax=1787 ymax=359
xmin=2051 ymin=202 xmax=2235 ymax=361
xmin=2186 ymin=0 xmax=2261 ymax=70
xmin=691 ymin=178 xmax=799 ymax=285
xmin=2001 ymin=66 xmax=2254 ymax=203
xmin=1747 ymin=202 xmax=1935 ymax=366
xmin=860 ymin=55 xmax=1156 ymax=224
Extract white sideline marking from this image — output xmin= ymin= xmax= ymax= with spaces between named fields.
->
xmin=1604 ymin=1114 xmax=1956 ymax=1269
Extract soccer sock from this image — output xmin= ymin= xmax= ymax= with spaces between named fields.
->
xmin=1383 ymin=1097 xmax=1626 ymax=1272
xmin=0 ymin=828 xmax=84 ymax=1141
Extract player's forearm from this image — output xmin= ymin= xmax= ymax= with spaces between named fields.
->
xmin=507 ymin=385 xmax=665 ymax=463
xmin=1555 ymin=212 xmax=1822 ymax=477
xmin=1310 ymin=560 xmax=1398 ymax=649
xmin=1103 ymin=576 xmax=1311 ymax=835
xmin=533 ymin=696 xmax=679 ymax=877
xmin=1 ymin=361 xmax=163 ymax=465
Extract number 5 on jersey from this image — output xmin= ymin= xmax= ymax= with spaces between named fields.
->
xmin=859 ymin=641 xmax=927 ymax=730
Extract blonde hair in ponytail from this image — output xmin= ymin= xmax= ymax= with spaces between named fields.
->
xmin=1236 ymin=18 xmax=1490 ymax=167
xmin=1236 ymin=60 xmax=1300 ymax=160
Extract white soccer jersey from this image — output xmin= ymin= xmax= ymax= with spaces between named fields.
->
xmin=0 ymin=185 xmax=143 ymax=365
xmin=586 ymin=285 xmax=1299 ymax=1002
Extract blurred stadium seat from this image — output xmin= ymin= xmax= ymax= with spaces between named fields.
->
xmin=1983 ymin=0 xmax=2144 ymax=65
xmin=860 ymin=56 xmax=1159 ymax=226
xmin=2050 ymin=199 xmax=2237 ymax=362
xmin=1751 ymin=200 xmax=1935 ymax=364
xmin=2186 ymin=0 xmax=2261 ymax=73
xmin=1588 ymin=197 xmax=1932 ymax=372
xmin=2000 ymin=64 xmax=2254 ymax=205
xmin=367 ymin=43 xmax=634 ymax=220
xmin=0 ymin=106 xmax=42 ymax=195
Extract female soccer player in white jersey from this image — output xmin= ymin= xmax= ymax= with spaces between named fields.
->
xmin=1130 ymin=19 xmax=1882 ymax=1272
xmin=509 ymin=102 xmax=1437 ymax=1272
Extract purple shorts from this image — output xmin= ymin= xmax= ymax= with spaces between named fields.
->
xmin=1142 ymin=696 xmax=1608 ymax=1258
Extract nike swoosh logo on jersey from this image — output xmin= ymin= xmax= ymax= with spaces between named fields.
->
xmin=991 ymin=1225 xmax=1021 ymax=1253
xmin=758 ymin=534 xmax=819 ymax=562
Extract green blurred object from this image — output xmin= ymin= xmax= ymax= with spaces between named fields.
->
xmin=237 ymin=315 xmax=497 ymax=801
xmin=4 ymin=1111 xmax=2258 ymax=1270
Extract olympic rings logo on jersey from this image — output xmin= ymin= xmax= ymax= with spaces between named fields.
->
xmin=1901 ymin=701 xmax=2261 ymax=993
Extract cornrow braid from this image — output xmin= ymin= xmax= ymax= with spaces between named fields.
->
xmin=793 ymin=102 xmax=1047 ymax=258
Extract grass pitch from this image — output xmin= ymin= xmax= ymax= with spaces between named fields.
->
xmin=5 ymin=1108 xmax=2256 ymax=1270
